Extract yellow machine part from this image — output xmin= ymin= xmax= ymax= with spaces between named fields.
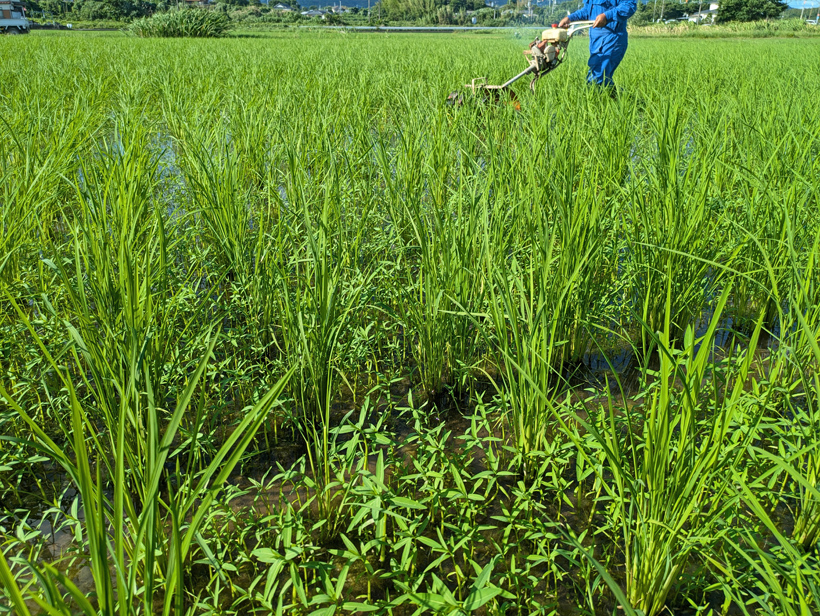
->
xmin=541 ymin=28 xmax=568 ymax=43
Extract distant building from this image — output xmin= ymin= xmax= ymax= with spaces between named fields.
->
xmin=301 ymin=8 xmax=325 ymax=15
xmin=264 ymin=1 xmax=294 ymax=9
xmin=687 ymin=3 xmax=718 ymax=22
xmin=652 ymin=1 xmax=720 ymax=23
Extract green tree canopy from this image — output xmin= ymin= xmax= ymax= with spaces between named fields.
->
xmin=717 ymin=0 xmax=787 ymax=22
xmin=380 ymin=0 xmax=485 ymax=21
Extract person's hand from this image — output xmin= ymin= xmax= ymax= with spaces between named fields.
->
xmin=558 ymin=16 xmax=571 ymax=27
xmin=592 ymin=13 xmax=608 ymax=27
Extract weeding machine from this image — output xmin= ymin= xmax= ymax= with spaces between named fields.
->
xmin=447 ymin=20 xmax=594 ymax=105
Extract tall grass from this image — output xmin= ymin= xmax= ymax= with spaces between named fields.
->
xmin=630 ymin=18 xmax=820 ymax=38
xmin=126 ymin=9 xmax=233 ymax=38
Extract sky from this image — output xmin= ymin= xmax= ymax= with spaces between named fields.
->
xmin=787 ymin=0 xmax=820 ymax=7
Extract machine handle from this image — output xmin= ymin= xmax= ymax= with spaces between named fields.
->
xmin=566 ymin=20 xmax=595 ymax=38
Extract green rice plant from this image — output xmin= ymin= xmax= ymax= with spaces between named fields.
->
xmin=0 ymin=156 xmax=33 ymax=286
xmin=711 ymin=483 xmax=820 ymax=616
xmin=545 ymin=153 xmax=617 ymax=363
xmin=228 ymin=96 xmax=274 ymax=190
xmin=378 ymin=129 xmax=485 ymax=397
xmin=0 ymin=299 xmax=293 ymax=615
xmin=178 ymin=128 xmax=254 ymax=287
xmin=173 ymin=116 xmax=285 ymax=356
xmin=377 ymin=134 xmax=450 ymax=397
xmin=786 ymin=288 xmax=820 ymax=551
xmin=126 ymin=9 xmax=233 ymax=38
xmin=482 ymin=247 xmax=565 ymax=464
xmin=561 ymin=285 xmax=768 ymax=616
xmin=246 ymin=210 xmax=285 ymax=356
xmin=624 ymin=101 xmax=725 ymax=352
xmin=746 ymin=227 xmax=820 ymax=552
xmin=274 ymin=151 xmax=369 ymax=503
xmin=479 ymin=174 xmax=609 ymax=462
xmin=756 ymin=303 xmax=820 ymax=550
xmin=40 ymin=125 xmax=192 ymax=456
xmin=726 ymin=176 xmax=815 ymax=333
xmin=0 ymin=110 xmax=92 ymax=286
xmin=721 ymin=75 xmax=820 ymax=332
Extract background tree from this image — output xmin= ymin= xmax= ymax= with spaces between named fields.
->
xmin=631 ymin=0 xmax=655 ymax=24
xmin=662 ymin=3 xmax=687 ymax=19
xmin=381 ymin=0 xmax=483 ymax=22
xmin=717 ymin=0 xmax=787 ymax=22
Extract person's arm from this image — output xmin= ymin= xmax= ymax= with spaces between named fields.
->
xmin=602 ymin=0 xmax=637 ymax=25
xmin=567 ymin=4 xmax=591 ymax=22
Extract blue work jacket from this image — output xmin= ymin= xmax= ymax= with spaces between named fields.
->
xmin=568 ymin=0 xmax=636 ymax=38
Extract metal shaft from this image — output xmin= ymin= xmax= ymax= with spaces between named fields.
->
xmin=500 ymin=65 xmax=537 ymax=89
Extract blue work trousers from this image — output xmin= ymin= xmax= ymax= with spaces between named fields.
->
xmin=587 ymin=30 xmax=628 ymax=87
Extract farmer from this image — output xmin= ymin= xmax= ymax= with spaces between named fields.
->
xmin=558 ymin=0 xmax=637 ymax=89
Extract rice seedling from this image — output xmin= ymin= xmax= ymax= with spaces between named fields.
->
xmin=273 ymin=150 xmax=372 ymax=510
xmin=754 ymin=281 xmax=820 ymax=551
xmin=378 ymin=128 xmax=485 ymax=397
xmin=624 ymin=100 xmax=726 ymax=352
xmin=711 ymin=483 xmax=820 ymax=616
xmin=0 ymin=299 xmax=293 ymax=615
xmin=550 ymin=287 xmax=769 ymax=615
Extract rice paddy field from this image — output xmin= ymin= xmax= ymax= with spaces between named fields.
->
xmin=1 ymin=29 xmax=820 ymax=615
